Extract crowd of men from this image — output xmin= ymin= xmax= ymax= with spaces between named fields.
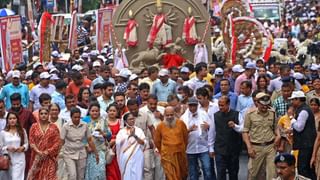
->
xmin=0 ymin=52 xmax=320 ymax=179
xmin=0 ymin=0 xmax=319 ymax=180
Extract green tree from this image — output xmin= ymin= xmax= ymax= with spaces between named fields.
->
xmin=0 ymin=0 xmax=10 ymax=9
xmin=82 ymin=0 xmax=100 ymax=13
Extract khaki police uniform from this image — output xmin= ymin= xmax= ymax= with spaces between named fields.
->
xmin=272 ymin=174 xmax=311 ymax=180
xmin=134 ymin=111 xmax=155 ymax=180
xmin=243 ymin=108 xmax=277 ymax=180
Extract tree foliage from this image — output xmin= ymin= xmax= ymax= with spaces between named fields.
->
xmin=0 ymin=0 xmax=10 ymax=9
xmin=82 ymin=0 xmax=100 ymax=13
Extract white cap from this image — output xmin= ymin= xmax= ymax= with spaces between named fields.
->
xmin=72 ymin=64 xmax=84 ymax=71
xmin=81 ymin=53 xmax=89 ymax=59
xmin=83 ymin=46 xmax=89 ymax=52
xmin=180 ymin=67 xmax=190 ymax=73
xmin=245 ymin=62 xmax=257 ymax=69
xmin=310 ymin=64 xmax=319 ymax=71
xmin=289 ymin=91 xmax=306 ymax=99
xmin=50 ymin=74 xmax=60 ymax=80
xmin=12 ymin=70 xmax=21 ymax=78
xmin=25 ymin=70 xmax=33 ymax=79
xmin=129 ymin=74 xmax=139 ymax=81
xmin=116 ymin=68 xmax=131 ymax=78
xmin=97 ymin=55 xmax=106 ymax=62
xmin=32 ymin=56 xmax=39 ymax=62
xmin=101 ymin=48 xmax=108 ymax=54
xmin=75 ymin=58 xmax=85 ymax=63
xmin=6 ymin=71 xmax=13 ymax=80
xmin=40 ymin=72 xmax=51 ymax=79
xmin=293 ymin=72 xmax=304 ymax=80
xmin=51 ymin=50 xmax=62 ymax=58
xmin=244 ymin=58 xmax=253 ymax=63
xmin=159 ymin=69 xmax=169 ymax=77
xmin=93 ymin=61 xmax=101 ymax=67
xmin=232 ymin=65 xmax=245 ymax=73
xmin=214 ymin=67 xmax=224 ymax=75
xmin=49 ymin=68 xmax=59 ymax=74
xmin=90 ymin=50 xmax=99 ymax=56
xmin=33 ymin=62 xmax=42 ymax=69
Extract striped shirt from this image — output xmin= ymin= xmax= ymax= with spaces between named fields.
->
xmin=77 ymin=26 xmax=89 ymax=45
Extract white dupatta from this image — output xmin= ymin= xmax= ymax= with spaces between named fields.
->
xmin=116 ymin=126 xmax=146 ymax=180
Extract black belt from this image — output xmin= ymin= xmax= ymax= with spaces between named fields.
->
xmin=251 ymin=140 xmax=274 ymax=146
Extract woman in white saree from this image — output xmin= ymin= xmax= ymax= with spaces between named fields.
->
xmin=116 ymin=112 xmax=146 ymax=180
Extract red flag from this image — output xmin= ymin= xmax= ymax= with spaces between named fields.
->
xmin=39 ymin=12 xmax=54 ymax=63
xmin=263 ymin=38 xmax=273 ymax=62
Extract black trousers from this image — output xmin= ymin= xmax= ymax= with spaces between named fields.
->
xmin=297 ymin=148 xmax=316 ymax=180
xmin=215 ymin=153 xmax=239 ymax=180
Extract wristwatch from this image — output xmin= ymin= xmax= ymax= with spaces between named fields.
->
xmin=133 ymin=135 xmax=138 ymax=139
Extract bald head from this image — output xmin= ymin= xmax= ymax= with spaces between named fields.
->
xmin=164 ymin=106 xmax=175 ymax=126
xmin=164 ymin=106 xmax=175 ymax=115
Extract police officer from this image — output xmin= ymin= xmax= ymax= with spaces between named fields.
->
xmin=273 ymin=153 xmax=311 ymax=180
xmin=242 ymin=92 xmax=280 ymax=180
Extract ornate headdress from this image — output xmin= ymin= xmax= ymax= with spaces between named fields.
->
xmin=156 ymin=0 xmax=162 ymax=7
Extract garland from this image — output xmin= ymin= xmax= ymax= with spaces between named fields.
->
xmin=201 ymin=18 xmax=211 ymax=43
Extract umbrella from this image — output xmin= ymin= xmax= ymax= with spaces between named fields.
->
xmin=0 ymin=8 xmax=15 ymax=17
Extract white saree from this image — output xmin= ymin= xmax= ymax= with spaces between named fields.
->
xmin=116 ymin=126 xmax=146 ymax=180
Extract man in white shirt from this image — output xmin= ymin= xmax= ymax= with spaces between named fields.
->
xmin=59 ymin=95 xmax=87 ymax=123
xmin=181 ymin=97 xmax=213 ymax=180
xmin=183 ymin=62 xmax=208 ymax=93
xmin=140 ymin=95 xmax=165 ymax=180
xmin=140 ymin=95 xmax=165 ymax=128
xmin=196 ymin=87 xmax=219 ymax=121
xmin=97 ymin=82 xmax=114 ymax=111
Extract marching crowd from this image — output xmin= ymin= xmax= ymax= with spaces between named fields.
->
xmin=0 ymin=1 xmax=319 ymax=180
xmin=1 ymin=53 xmax=320 ymax=180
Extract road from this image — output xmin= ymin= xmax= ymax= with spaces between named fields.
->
xmin=239 ymin=152 xmax=249 ymax=180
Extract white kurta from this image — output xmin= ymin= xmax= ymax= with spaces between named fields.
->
xmin=0 ymin=130 xmax=28 ymax=180
xmin=194 ymin=43 xmax=208 ymax=64
xmin=116 ymin=126 xmax=146 ymax=180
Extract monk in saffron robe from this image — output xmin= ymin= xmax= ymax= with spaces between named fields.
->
xmin=154 ymin=106 xmax=188 ymax=180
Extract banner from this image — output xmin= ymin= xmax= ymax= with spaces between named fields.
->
xmin=0 ymin=16 xmax=22 ymax=72
xmin=39 ymin=12 xmax=54 ymax=63
xmin=96 ymin=8 xmax=113 ymax=53
xmin=51 ymin=16 xmax=64 ymax=41
xmin=68 ymin=11 xmax=78 ymax=51
xmin=27 ymin=0 xmax=35 ymax=32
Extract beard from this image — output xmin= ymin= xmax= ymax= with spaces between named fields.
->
xmin=11 ymin=106 xmax=21 ymax=112
xmin=164 ymin=117 xmax=176 ymax=128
